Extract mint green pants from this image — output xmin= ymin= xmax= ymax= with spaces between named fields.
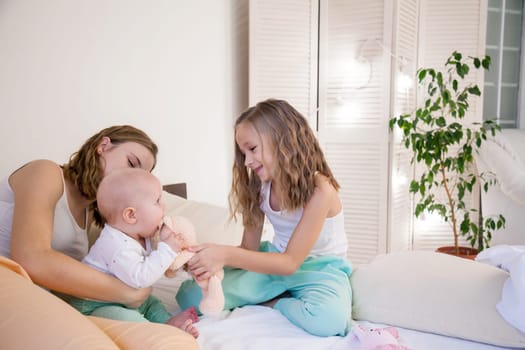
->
xmin=67 ymin=295 xmax=171 ymax=324
xmin=176 ymin=241 xmax=352 ymax=336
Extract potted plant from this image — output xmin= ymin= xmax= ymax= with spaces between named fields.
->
xmin=389 ymin=51 xmax=505 ymax=257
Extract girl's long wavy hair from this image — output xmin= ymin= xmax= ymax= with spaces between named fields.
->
xmin=62 ymin=125 xmax=158 ymax=226
xmin=229 ymin=99 xmax=339 ymax=229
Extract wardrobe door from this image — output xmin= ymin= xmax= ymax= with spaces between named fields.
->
xmin=389 ymin=0 xmax=420 ymax=253
xmin=317 ymin=0 xmax=392 ymax=263
xmin=248 ymin=0 xmax=318 ymax=124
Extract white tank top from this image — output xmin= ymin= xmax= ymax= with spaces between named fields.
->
xmin=260 ymin=181 xmax=348 ymax=258
xmin=0 ymin=170 xmax=88 ymax=260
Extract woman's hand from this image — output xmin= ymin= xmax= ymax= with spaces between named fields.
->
xmin=122 ymin=285 xmax=152 ymax=308
xmin=186 ymin=244 xmax=225 ymax=281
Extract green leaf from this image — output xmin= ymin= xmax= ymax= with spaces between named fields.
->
xmin=476 ymin=137 xmax=481 ymax=147
xmin=415 ymin=203 xmax=424 ymax=217
xmin=460 ymin=218 xmax=470 ymax=234
xmin=443 ymin=90 xmax=450 ymax=104
xmin=409 ymin=180 xmax=419 ymax=193
xmin=482 ymin=56 xmax=491 ymax=69
xmin=418 ymin=69 xmax=427 ymax=81
xmin=389 ymin=118 xmax=396 ymax=129
xmin=468 ymin=86 xmax=481 ymax=96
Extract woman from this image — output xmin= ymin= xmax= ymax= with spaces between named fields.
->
xmin=0 ymin=125 xmax=198 ymax=349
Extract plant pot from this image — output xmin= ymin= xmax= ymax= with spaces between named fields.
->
xmin=436 ymin=246 xmax=478 ymax=260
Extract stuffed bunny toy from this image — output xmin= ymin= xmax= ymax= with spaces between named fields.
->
xmin=350 ymin=325 xmax=412 ymax=350
xmin=159 ymin=215 xmax=225 ymax=316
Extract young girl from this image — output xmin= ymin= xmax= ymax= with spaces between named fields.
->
xmin=176 ymin=99 xmax=352 ymax=337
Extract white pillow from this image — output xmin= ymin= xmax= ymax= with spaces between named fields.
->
xmin=350 ymin=250 xmax=525 ymax=348
xmin=162 ymin=191 xmax=243 ymax=246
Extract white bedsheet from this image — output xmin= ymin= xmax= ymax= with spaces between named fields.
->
xmin=194 ymin=305 xmax=517 ymax=350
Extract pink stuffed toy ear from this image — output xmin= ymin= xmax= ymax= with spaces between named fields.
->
xmin=161 ymin=215 xmax=195 ymax=271
xmin=197 ymin=270 xmax=225 ymax=316
xmin=162 ymin=215 xmax=226 ymax=316
xmin=351 ymin=325 xmax=411 ymax=350
xmin=166 ymin=216 xmax=198 ymax=245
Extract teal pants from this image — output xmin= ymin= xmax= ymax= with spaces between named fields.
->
xmin=67 ymin=295 xmax=171 ymax=324
xmin=176 ymin=242 xmax=352 ymax=337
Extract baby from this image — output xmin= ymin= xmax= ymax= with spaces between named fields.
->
xmin=69 ymin=167 xmax=198 ymax=338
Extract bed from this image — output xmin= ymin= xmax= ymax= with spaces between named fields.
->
xmin=152 ymin=188 xmax=525 ymax=350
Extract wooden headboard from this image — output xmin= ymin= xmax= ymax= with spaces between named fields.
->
xmin=162 ymin=183 xmax=187 ymax=199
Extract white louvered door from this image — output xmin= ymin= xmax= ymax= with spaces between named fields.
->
xmin=317 ymin=0 xmax=392 ymax=264
xmin=389 ymin=0 xmax=420 ymax=252
xmin=249 ymin=0 xmax=318 ymax=125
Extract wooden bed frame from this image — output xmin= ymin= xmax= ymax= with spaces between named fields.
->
xmin=163 ymin=183 xmax=187 ymax=199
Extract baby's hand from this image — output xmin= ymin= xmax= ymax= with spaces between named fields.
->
xmin=160 ymin=224 xmax=189 ymax=252
xmin=163 ymin=232 xmax=189 ymax=253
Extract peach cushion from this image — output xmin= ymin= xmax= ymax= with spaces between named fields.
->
xmin=0 ymin=256 xmax=198 ymax=350
xmin=88 ymin=316 xmax=198 ymax=350
xmin=0 ymin=256 xmax=119 ymax=350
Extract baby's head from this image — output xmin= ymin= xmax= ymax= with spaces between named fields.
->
xmin=97 ymin=168 xmax=164 ymax=238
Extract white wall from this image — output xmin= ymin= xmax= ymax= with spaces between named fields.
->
xmin=0 ymin=0 xmax=247 ymax=206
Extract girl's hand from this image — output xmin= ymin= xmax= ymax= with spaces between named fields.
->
xmin=186 ymin=244 xmax=225 ymax=281
xmin=123 ymin=286 xmax=152 ymax=308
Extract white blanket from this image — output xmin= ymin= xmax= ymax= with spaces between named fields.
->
xmin=477 ymin=245 xmax=525 ymax=334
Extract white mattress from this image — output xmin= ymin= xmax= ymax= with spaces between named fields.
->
xmin=194 ymin=305 xmax=517 ymax=350
xmin=152 ymin=275 xmax=518 ymax=350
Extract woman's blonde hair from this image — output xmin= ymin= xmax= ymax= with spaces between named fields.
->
xmin=229 ymin=99 xmax=339 ymax=229
xmin=62 ymin=125 xmax=158 ymax=226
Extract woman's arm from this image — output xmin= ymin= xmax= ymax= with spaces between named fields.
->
xmin=189 ymin=175 xmax=340 ymax=279
xmin=9 ymin=160 xmax=149 ymax=307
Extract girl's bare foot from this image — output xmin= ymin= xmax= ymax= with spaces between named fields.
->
xmin=166 ymin=306 xmax=199 ymax=338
